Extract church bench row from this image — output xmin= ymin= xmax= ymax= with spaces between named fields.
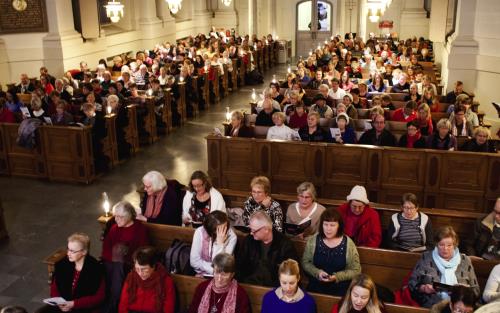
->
xmin=171 ymin=274 xmax=429 ymax=313
xmin=206 ymin=135 xmax=500 ymax=212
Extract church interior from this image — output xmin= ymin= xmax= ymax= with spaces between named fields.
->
xmin=0 ymin=0 xmax=499 ymax=312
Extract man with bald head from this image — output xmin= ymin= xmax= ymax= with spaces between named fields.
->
xmin=235 ymin=211 xmax=298 ymax=287
xmin=16 ymin=74 xmax=35 ymax=94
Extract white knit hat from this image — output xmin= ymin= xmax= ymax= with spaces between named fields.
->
xmin=346 ymin=185 xmax=369 ymax=204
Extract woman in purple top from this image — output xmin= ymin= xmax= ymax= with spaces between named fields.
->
xmin=261 ymin=259 xmax=317 ymax=313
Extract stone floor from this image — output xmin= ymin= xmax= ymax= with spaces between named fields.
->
xmin=0 ymin=67 xmax=284 ymax=311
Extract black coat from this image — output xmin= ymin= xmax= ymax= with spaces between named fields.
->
xmin=359 ymin=129 xmax=396 ymax=147
xmin=226 ymin=124 xmax=254 ymax=138
xmin=140 ymin=180 xmax=185 ymax=226
xmin=236 ymin=230 xmax=298 ymax=287
xmin=460 ymin=138 xmax=497 ymax=153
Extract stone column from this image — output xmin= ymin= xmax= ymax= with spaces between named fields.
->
xmin=428 ymin=0 xmax=447 ymax=64
xmin=137 ymin=0 xmax=165 ymax=45
xmin=213 ymin=0 xmax=238 ymax=30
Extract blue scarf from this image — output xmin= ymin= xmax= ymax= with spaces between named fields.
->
xmin=432 ymin=247 xmax=460 ymax=299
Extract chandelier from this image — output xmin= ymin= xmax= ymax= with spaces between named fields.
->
xmin=166 ymin=0 xmax=182 ymax=14
xmin=105 ymin=0 xmax=124 ymax=23
xmin=222 ymin=0 xmax=232 ymax=6
xmin=367 ymin=0 xmax=391 ymax=23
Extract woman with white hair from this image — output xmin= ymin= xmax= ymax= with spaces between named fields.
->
xmin=426 ymin=118 xmax=457 ymax=151
xmin=138 ymin=171 xmax=185 ymax=225
xmin=460 ymin=126 xmax=497 ymax=153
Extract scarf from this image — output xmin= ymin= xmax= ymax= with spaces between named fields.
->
xmin=200 ymin=227 xmax=212 ymax=263
xmin=406 ymin=131 xmax=421 ymax=148
xmin=432 ymin=247 xmax=460 ymax=299
xmin=451 ymin=119 xmax=467 ymax=136
xmin=126 ymin=263 xmax=168 ymax=312
xmin=145 ymin=187 xmax=168 ymax=219
xmin=197 ymin=279 xmax=238 ymax=313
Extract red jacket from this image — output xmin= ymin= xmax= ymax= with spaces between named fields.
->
xmin=118 ymin=271 xmax=175 ymax=313
xmin=391 ymin=108 xmax=416 ymax=122
xmin=0 ymin=109 xmax=15 ymax=123
xmin=337 ymin=203 xmax=382 ymax=248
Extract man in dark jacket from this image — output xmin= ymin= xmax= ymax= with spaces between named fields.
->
xmin=465 ymin=198 xmax=500 ymax=260
xmin=236 ymin=211 xmax=298 ymax=287
xmin=358 ymin=113 xmax=396 ymax=147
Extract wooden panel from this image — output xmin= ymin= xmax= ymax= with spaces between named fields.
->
xmin=486 ymin=155 xmax=500 ymax=201
xmin=103 ymin=115 xmax=118 ymax=168
xmin=381 ymin=148 xmax=426 ymax=189
xmin=230 ymin=59 xmax=238 ymax=91
xmin=178 ymin=83 xmax=187 ymax=125
xmin=219 ymin=138 xmax=257 ymax=190
xmin=440 ymin=153 xmax=489 ymax=191
xmin=206 ymin=137 xmax=221 ymax=188
xmin=125 ymin=105 xmax=140 ymax=154
xmin=0 ymin=124 xmax=10 ymax=175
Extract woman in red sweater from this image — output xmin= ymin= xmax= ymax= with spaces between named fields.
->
xmin=119 ymin=246 xmax=175 ymax=313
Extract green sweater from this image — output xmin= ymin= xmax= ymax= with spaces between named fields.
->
xmin=302 ymin=234 xmax=361 ymax=282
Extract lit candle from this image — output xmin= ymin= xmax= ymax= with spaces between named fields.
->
xmin=179 ymin=76 xmax=184 ymax=82
xmin=272 ymin=74 xmax=277 ymax=84
xmin=317 ymin=44 xmax=321 ymax=50
xmin=147 ymin=88 xmax=153 ymax=96
xmin=276 ymin=35 xmax=279 ymax=40
xmin=253 ymin=43 xmax=257 ymax=50
xmin=225 ymin=107 xmax=231 ymax=122
xmin=265 ymin=39 xmax=269 ymax=45
xmin=102 ymin=192 xmax=110 ymax=217
xmin=309 ymin=50 xmax=312 ymax=56
xmin=106 ymin=105 xmax=112 ymax=115
xmin=204 ymin=65 xmax=209 ymax=72
xmin=287 ymin=66 xmax=291 ymax=74
xmin=324 ymin=40 xmax=328 ymax=45
xmin=251 ymin=88 xmax=257 ymax=102
xmin=188 ymin=51 xmax=193 ymax=59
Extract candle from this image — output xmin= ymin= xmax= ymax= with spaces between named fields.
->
xmin=225 ymin=107 xmax=231 ymax=122
xmin=106 ymin=105 xmax=112 ymax=115
xmin=251 ymin=88 xmax=257 ymax=102
xmin=102 ymin=192 xmax=110 ymax=217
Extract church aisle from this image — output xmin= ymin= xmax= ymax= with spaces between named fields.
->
xmin=0 ymin=68 xmax=284 ymax=310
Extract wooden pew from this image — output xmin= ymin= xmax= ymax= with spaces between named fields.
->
xmin=222 ymin=64 xmax=230 ymax=97
xmin=172 ymin=274 xmax=429 ymax=313
xmin=206 ymin=136 xmax=500 ymax=212
xmin=141 ymin=97 xmax=159 ymax=144
xmin=177 ymin=82 xmax=188 ymax=125
xmin=239 ymin=56 xmax=246 ymax=87
xmin=0 ymin=123 xmax=10 ymax=175
xmin=231 ymin=59 xmax=239 ymax=91
xmin=103 ymin=115 xmax=119 ymax=168
xmin=203 ymin=72 xmax=211 ymax=108
xmin=211 ymin=65 xmax=221 ymax=104
xmin=124 ymin=104 xmax=140 ymax=154
xmin=0 ymin=198 xmax=8 ymax=241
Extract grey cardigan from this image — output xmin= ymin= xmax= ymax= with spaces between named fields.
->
xmin=408 ymin=250 xmax=480 ymax=308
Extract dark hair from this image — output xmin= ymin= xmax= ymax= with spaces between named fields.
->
xmin=454 ymin=104 xmax=467 ymax=114
xmin=331 ymin=78 xmax=340 ymax=84
xmin=213 ymin=253 xmax=235 ymax=273
xmin=405 ymin=100 xmax=417 ymax=110
xmin=151 ymin=78 xmax=160 ymax=84
xmin=401 ymin=193 xmax=419 ymax=207
xmin=6 ymin=89 xmax=19 ymax=103
xmin=450 ymin=285 xmax=476 ymax=308
xmin=128 ymin=83 xmax=138 ymax=90
xmin=188 ymin=170 xmax=212 ymax=192
xmin=91 ymin=79 xmax=101 ymax=85
xmin=318 ymin=208 xmax=344 ymax=238
xmin=350 ymin=88 xmax=360 ymax=95
xmin=269 ymin=82 xmax=280 ymax=91
xmin=203 ymin=211 xmax=228 ymax=240
xmin=0 ymin=97 xmax=6 ymax=109
xmin=406 ymin=120 xmax=420 ymax=129
xmin=133 ymin=246 xmax=158 ymax=267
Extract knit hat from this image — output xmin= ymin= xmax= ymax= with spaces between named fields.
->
xmin=336 ymin=112 xmax=350 ymax=125
xmin=343 ymin=93 xmax=353 ymax=102
xmin=346 ymin=185 xmax=369 ymax=204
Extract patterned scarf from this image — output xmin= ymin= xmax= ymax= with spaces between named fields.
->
xmin=145 ymin=187 xmax=168 ymax=219
xmin=197 ymin=279 xmax=238 ymax=313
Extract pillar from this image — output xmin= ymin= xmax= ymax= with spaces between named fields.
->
xmin=212 ymin=0 xmax=238 ymax=30
xmin=399 ymin=0 xmax=429 ymax=40
xmin=428 ymin=0 xmax=447 ymax=64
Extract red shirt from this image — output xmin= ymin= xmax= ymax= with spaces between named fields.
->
xmin=119 ymin=273 xmax=175 ymax=313
xmin=101 ymin=222 xmax=149 ymax=263
xmin=337 ymin=203 xmax=382 ymax=248
xmin=391 ymin=108 xmax=416 ymax=122
xmin=0 ymin=109 xmax=15 ymax=123
xmin=289 ymin=112 xmax=308 ymax=129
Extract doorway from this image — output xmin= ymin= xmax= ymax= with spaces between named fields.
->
xmin=296 ymin=0 xmax=336 ymax=59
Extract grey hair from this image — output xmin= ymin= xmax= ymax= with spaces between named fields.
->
xmin=436 ymin=118 xmax=451 ymax=130
xmin=107 ymin=94 xmax=119 ymax=106
xmin=297 ymin=182 xmax=317 ymax=201
xmin=142 ymin=170 xmax=167 ymax=192
xmin=249 ymin=210 xmax=273 ymax=228
xmin=112 ymin=200 xmax=136 ymax=221
xmin=212 ymin=253 xmax=235 ymax=273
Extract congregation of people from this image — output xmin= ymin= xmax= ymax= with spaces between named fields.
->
xmin=32 ymin=167 xmax=500 ymax=313
xmin=224 ymin=34 xmax=497 ymax=154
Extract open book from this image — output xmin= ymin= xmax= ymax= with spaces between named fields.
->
xmin=43 ymin=297 xmax=67 ymax=306
xmin=284 ymin=217 xmax=312 ymax=236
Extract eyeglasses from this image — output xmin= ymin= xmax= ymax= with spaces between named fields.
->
xmin=250 ymin=225 xmax=265 ymax=235
xmin=67 ymin=248 xmax=84 ymax=254
xmin=402 ymin=205 xmax=417 ymax=211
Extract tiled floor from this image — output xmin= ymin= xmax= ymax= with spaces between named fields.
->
xmin=0 ymin=67 xmax=283 ymax=311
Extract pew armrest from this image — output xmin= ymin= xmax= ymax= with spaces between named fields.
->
xmin=43 ymin=248 xmax=66 ymax=284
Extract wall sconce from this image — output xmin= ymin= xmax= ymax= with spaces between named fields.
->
xmin=166 ymin=0 xmax=182 ymax=14
xmin=222 ymin=0 xmax=231 ymax=6
xmin=105 ymin=0 xmax=124 ymax=23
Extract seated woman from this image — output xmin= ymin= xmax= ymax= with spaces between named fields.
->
xmin=190 ymin=211 xmax=237 ymax=277
xmin=460 ymin=126 xmax=497 ymax=153
xmin=385 ymin=193 xmax=433 ymax=252
xmin=138 ymin=171 xmax=184 ymax=226
xmin=332 ymin=113 xmax=356 ymax=144
xmin=51 ymin=101 xmax=74 ymax=126
xmin=118 ymin=246 xmax=175 ymax=313
xmin=408 ymin=226 xmax=480 ymax=308
xmin=426 ymin=118 xmax=458 ymax=151
xmin=261 ymin=259 xmax=316 ymax=313
xmin=226 ymin=111 xmax=253 ymax=138
xmin=483 ymin=263 xmax=500 ymax=304
xmin=299 ymin=112 xmax=333 ymax=143
xmin=102 ymin=201 xmax=149 ymax=313
xmin=286 ymin=182 xmax=326 ymax=239
xmin=398 ymin=120 xmax=427 ymax=148
xmin=182 ymin=170 xmax=226 ymax=225
xmin=303 ymin=209 xmax=361 ymax=296
xmin=5 ymin=89 xmax=22 ymax=113
xmin=48 ymin=232 xmax=105 ymax=313
xmin=431 ymin=285 xmax=476 ymax=313
xmin=331 ymin=274 xmax=388 ymax=313
xmin=266 ymin=112 xmax=300 ymax=140
xmin=288 ymin=103 xmax=308 ymax=129
xmin=188 ymin=253 xmax=251 ymax=313
xmin=28 ymin=96 xmax=49 ymax=122
xmin=270 ymin=82 xmax=284 ymax=104
xmin=367 ymin=72 xmax=387 ymax=93
xmin=404 ymin=83 xmax=421 ymax=102
xmin=449 ymin=104 xmax=474 ymax=137
xmin=415 ymin=103 xmax=434 ymax=136
xmin=242 ymin=176 xmax=283 ymax=232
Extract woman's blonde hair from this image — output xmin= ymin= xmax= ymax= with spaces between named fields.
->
xmin=297 ymin=182 xmax=317 ymax=201
xmin=250 ymin=176 xmax=271 ymax=195
xmin=339 ymin=274 xmax=382 ymax=313
xmin=68 ymin=232 xmax=90 ymax=252
xmin=473 ymin=126 xmax=490 ymax=139
xmin=278 ymin=259 xmax=300 ymax=281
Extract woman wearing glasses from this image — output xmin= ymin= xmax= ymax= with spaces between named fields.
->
xmin=47 ymin=232 xmax=105 ymax=313
xmin=188 ymin=253 xmax=251 ymax=313
xmin=430 ymin=285 xmax=476 ymax=313
xmin=384 ymin=193 xmax=433 ymax=252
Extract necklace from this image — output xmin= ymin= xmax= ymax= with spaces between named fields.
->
xmin=210 ymin=291 xmax=224 ymax=313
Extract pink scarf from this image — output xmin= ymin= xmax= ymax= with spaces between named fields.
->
xmin=144 ymin=187 xmax=167 ymax=219
xmin=197 ymin=279 xmax=238 ymax=313
xmin=201 ymin=228 xmax=212 ymax=263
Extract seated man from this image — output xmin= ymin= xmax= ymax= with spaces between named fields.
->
xmin=307 ymin=70 xmax=328 ymax=89
xmin=465 ymin=198 xmax=500 ymax=261
xmin=16 ymin=73 xmax=35 ymax=94
xmin=318 ymin=84 xmax=336 ymax=108
xmin=391 ymin=73 xmax=411 ymax=93
xmin=236 ymin=211 xmax=298 ymax=287
xmin=327 ymin=78 xmax=346 ymax=100
xmin=358 ymin=113 xmax=396 ymax=147
xmin=445 ymin=80 xmax=469 ymax=104
xmin=310 ymin=94 xmax=333 ymax=118
xmin=392 ymin=100 xmax=417 ymax=122
xmin=337 ymin=185 xmax=382 ymax=247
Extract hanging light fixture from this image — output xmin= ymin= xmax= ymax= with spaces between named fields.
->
xmin=166 ymin=0 xmax=182 ymax=14
xmin=221 ymin=0 xmax=231 ymax=6
xmin=367 ymin=0 xmax=384 ymax=23
xmin=105 ymin=0 xmax=124 ymax=23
